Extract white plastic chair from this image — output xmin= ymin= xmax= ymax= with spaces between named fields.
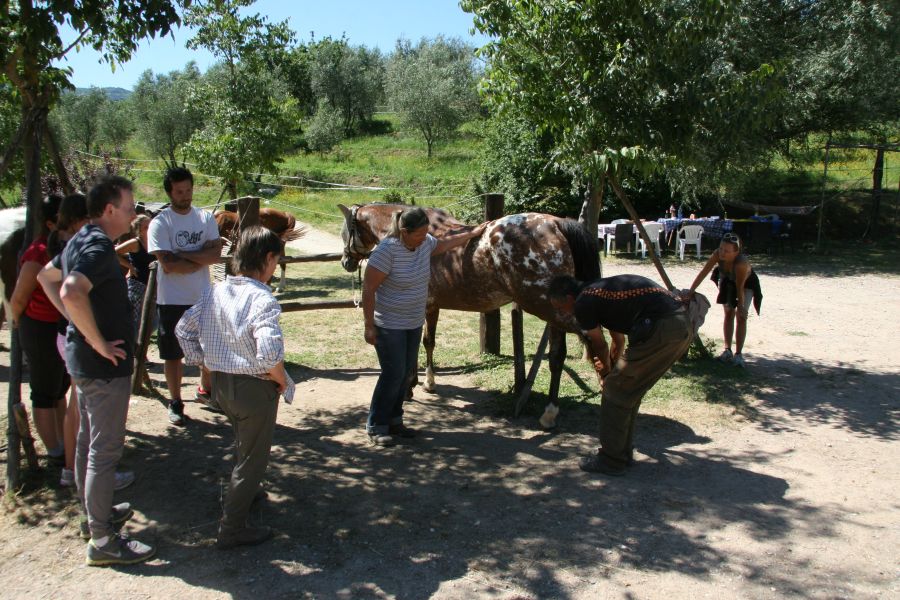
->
xmin=603 ymin=219 xmax=631 ymax=254
xmin=677 ymin=225 xmax=704 ymax=260
xmin=635 ymin=222 xmax=663 ymax=258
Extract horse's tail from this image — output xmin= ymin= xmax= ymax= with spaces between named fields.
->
xmin=280 ymin=224 xmax=306 ymax=243
xmin=559 ymin=219 xmax=601 ymax=282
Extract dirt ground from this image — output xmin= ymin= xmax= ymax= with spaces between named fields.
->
xmin=0 ymin=227 xmax=897 ymax=600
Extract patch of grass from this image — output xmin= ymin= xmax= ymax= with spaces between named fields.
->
xmin=786 ymin=331 xmax=809 ymax=337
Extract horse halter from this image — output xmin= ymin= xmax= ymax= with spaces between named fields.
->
xmin=344 ymin=205 xmax=372 ymax=262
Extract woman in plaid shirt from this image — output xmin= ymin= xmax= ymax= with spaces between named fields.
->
xmin=176 ymin=226 xmax=294 ymax=549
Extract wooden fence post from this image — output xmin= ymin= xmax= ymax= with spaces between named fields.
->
xmin=237 ymin=196 xmax=260 ymax=233
xmin=132 ymin=264 xmax=158 ymax=394
xmin=480 ymin=193 xmax=504 ymax=355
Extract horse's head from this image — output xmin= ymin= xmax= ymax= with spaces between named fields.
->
xmin=338 ymin=203 xmax=378 ymax=271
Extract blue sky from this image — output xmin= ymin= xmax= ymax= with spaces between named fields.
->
xmin=59 ymin=0 xmax=490 ymax=89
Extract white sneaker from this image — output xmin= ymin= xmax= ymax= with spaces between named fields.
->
xmin=60 ymin=468 xmax=75 ymax=487
xmin=114 ymin=470 xmax=136 ymax=491
xmin=733 ymin=353 xmax=746 ymax=368
xmin=718 ymin=348 xmax=734 ymax=364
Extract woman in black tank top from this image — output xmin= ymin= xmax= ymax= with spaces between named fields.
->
xmin=115 ymin=214 xmax=156 ymax=336
xmin=686 ymin=233 xmax=756 ymax=367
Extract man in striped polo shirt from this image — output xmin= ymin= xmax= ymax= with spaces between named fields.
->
xmin=549 ymin=274 xmax=696 ymax=476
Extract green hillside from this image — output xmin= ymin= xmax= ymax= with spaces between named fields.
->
xmin=125 ymin=114 xmax=484 ymax=236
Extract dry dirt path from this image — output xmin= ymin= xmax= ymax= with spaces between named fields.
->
xmin=0 ymin=225 xmax=897 ymax=599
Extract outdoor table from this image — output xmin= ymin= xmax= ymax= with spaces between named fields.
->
xmin=658 ymin=217 xmax=734 ymax=240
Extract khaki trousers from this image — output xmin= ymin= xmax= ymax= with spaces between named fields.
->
xmin=212 ymin=372 xmax=279 ymax=530
xmin=600 ymin=310 xmax=693 ymax=465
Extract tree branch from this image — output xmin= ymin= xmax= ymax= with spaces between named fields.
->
xmin=54 ymin=27 xmax=91 ymax=61
xmin=0 ymin=112 xmax=29 ymax=181
xmin=608 ymin=173 xmax=673 ymax=290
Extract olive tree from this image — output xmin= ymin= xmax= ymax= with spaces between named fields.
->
xmin=131 ymin=63 xmax=205 ymax=168
xmin=308 ymin=37 xmax=384 ymax=135
xmin=56 ymin=87 xmax=107 ymax=153
xmin=386 ymin=37 xmax=478 ymax=158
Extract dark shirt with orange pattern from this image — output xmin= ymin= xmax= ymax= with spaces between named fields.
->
xmin=573 ymin=275 xmax=682 ymax=335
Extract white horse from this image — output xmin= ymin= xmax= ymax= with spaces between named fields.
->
xmin=0 ymin=206 xmax=28 ymax=332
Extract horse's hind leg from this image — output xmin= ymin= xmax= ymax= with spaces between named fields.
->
xmin=275 ymin=242 xmax=287 ymax=293
xmin=421 ymin=307 xmax=439 ymax=393
xmin=539 ymin=327 xmax=567 ymax=429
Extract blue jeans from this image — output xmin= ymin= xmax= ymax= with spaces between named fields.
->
xmin=367 ymin=326 xmax=422 ymax=434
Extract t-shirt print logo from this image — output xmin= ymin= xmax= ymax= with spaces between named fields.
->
xmin=176 ymin=230 xmax=203 ymax=248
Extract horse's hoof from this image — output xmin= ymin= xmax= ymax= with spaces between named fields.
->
xmin=539 ymin=405 xmax=560 ymax=429
xmin=422 ymin=382 xmax=435 ymax=393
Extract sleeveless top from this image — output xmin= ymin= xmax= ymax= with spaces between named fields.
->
xmin=711 ymin=253 xmax=763 ymax=314
xmin=128 ymin=239 xmax=154 ymax=285
xmin=717 ymin=253 xmax=750 ymax=284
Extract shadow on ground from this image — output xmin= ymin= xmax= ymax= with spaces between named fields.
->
xmin=3 ymin=351 xmax=892 ymax=598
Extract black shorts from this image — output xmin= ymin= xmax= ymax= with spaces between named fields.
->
xmin=19 ymin=314 xmax=70 ymax=408
xmin=157 ymin=304 xmax=192 ymax=360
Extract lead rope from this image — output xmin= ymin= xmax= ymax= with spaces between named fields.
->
xmin=352 ymin=264 xmax=362 ymax=308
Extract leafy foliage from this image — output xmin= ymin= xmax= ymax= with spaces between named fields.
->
xmin=385 ymin=37 xmax=478 ymax=158
xmin=183 ymin=0 xmax=299 ymax=195
xmin=462 ymin=0 xmax=783 ymax=193
xmin=55 ymin=88 xmax=107 ymax=152
xmin=131 ymin=63 xmax=205 ymax=168
xmin=475 ymin=110 xmax=578 ymax=215
xmin=1 ymin=0 xmax=181 ymax=105
xmin=304 ymin=99 xmax=345 ymax=153
xmin=96 ymin=96 xmax=134 ymax=152
xmin=308 ymin=36 xmax=384 ymax=135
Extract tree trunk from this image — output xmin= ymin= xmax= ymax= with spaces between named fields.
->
xmin=44 ymin=124 xmax=75 ymax=195
xmin=7 ymin=105 xmax=46 ymax=490
xmin=578 ymin=174 xmax=605 ymax=242
xmin=228 ymin=178 xmax=238 ymax=199
xmin=865 ymin=148 xmax=885 ymax=240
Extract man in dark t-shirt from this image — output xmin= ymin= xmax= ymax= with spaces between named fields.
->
xmin=549 ymin=274 xmax=695 ymax=476
xmin=39 ymin=176 xmax=155 ymax=566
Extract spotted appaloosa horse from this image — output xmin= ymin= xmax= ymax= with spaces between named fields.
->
xmin=339 ymin=202 xmax=600 ymax=428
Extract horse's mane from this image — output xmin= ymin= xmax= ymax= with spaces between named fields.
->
xmin=556 ymin=219 xmax=601 ymax=281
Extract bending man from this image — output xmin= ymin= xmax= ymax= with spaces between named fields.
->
xmin=548 ymin=274 xmax=700 ymax=476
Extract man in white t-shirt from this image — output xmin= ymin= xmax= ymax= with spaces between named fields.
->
xmin=148 ymin=167 xmax=222 ymax=426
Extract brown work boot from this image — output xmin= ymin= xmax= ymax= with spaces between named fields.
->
xmin=216 ymin=524 xmax=273 ymax=550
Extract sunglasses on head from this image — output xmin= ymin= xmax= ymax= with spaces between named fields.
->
xmin=723 ymin=233 xmax=739 ymax=242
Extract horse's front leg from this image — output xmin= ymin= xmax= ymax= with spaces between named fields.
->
xmin=539 ymin=327 xmax=567 ymax=429
xmin=421 ymin=306 xmax=439 ymax=393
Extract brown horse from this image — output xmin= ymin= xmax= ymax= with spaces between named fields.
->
xmin=215 ymin=207 xmax=305 ymax=292
xmin=214 ymin=207 xmax=305 ymax=244
xmin=338 ymin=202 xmax=600 ymax=428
